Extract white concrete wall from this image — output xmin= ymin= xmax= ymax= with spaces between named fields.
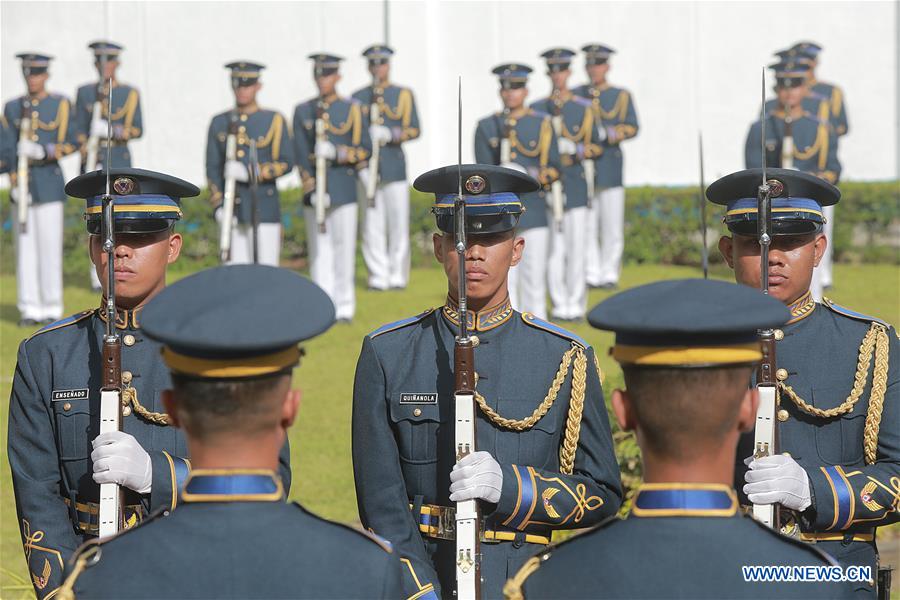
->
xmin=1 ymin=0 xmax=897 ymax=190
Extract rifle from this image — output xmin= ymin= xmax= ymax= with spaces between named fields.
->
xmin=249 ymin=139 xmax=260 ymax=264
xmin=752 ymin=68 xmax=780 ymax=530
xmin=218 ymin=111 xmax=240 ymax=263
xmin=365 ymin=81 xmax=383 ymax=207
xmin=498 ymin=108 xmax=511 ymax=165
xmin=314 ymin=100 xmax=328 ymax=234
xmin=85 ymin=53 xmax=108 ymax=172
xmin=781 ymin=103 xmax=795 ymax=169
xmin=16 ymin=99 xmax=31 ymax=233
xmin=453 ymin=78 xmax=481 ymax=600
xmin=548 ymin=94 xmax=564 ymax=233
xmin=97 ymin=80 xmax=124 ymax=539
xmin=698 ymin=132 xmax=708 ymax=279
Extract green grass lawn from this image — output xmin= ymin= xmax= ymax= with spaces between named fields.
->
xmin=1 ymin=260 xmax=898 ymax=596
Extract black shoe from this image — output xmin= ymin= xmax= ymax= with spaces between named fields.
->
xmin=19 ymin=318 xmax=40 ymax=327
xmin=598 ymin=282 xmax=618 ymax=290
xmin=337 ymin=317 xmax=353 ymax=324
xmin=40 ymin=318 xmax=57 ymax=325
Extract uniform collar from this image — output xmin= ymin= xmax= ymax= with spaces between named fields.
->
xmin=442 ymin=296 xmax=514 ymax=332
xmin=181 ymin=469 xmax=283 ymax=503
xmin=786 ymin=290 xmax=816 ymax=325
xmin=97 ymin=301 xmax=143 ymax=330
xmin=551 ymin=89 xmax=573 ymax=105
xmin=630 ymin=483 xmax=738 ymax=518
xmin=588 ymin=82 xmax=609 ymax=95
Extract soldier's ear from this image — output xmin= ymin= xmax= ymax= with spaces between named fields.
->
xmin=737 ymin=387 xmax=759 ymax=433
xmin=510 ymin=235 xmax=525 ymax=267
xmin=718 ymin=236 xmax=735 ymax=268
xmin=611 ymin=389 xmax=635 ymax=431
xmin=432 ymin=233 xmax=444 ymax=263
xmin=812 ymin=233 xmax=827 ymax=267
xmin=167 ymin=231 xmax=183 ymax=264
xmin=282 ymin=389 xmax=301 ymax=429
xmin=161 ymin=390 xmax=181 ymax=429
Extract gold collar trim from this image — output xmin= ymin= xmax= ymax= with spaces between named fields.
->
xmin=787 ymin=291 xmax=816 ymax=325
xmin=442 ymin=297 xmax=514 ymax=332
xmin=631 ymin=483 xmax=738 ymax=518
xmin=98 ymin=301 xmax=143 ymax=330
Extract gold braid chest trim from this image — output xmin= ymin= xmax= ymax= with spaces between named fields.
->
xmin=474 ymin=342 xmax=587 ymax=474
xmin=779 ymin=322 xmax=890 ymax=464
xmin=122 ymin=387 xmax=170 ymax=426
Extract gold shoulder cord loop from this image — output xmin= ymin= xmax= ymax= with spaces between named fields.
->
xmin=559 ymin=348 xmax=587 ymax=475
xmin=863 ymin=324 xmax=890 ymax=464
xmin=56 ymin=545 xmax=100 ymax=600
xmin=475 ymin=343 xmax=577 ymax=431
xmin=503 ymin=556 xmax=543 ymax=600
xmin=779 ymin=322 xmax=884 ymax=422
xmin=122 ymin=388 xmax=171 ymax=426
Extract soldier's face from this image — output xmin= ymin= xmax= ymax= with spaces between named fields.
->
xmin=89 ymin=230 xmax=182 ymax=308
xmin=549 ymin=69 xmax=570 ymax=90
xmin=718 ymin=233 xmax=826 ymax=304
xmin=316 ymin=73 xmax=340 ymax=96
xmin=776 ymin=84 xmax=806 ymax=107
xmin=24 ymin=72 xmax=47 ymax=94
xmin=586 ymin=63 xmax=609 ymax=84
xmin=233 ymin=82 xmax=260 ymax=106
xmin=433 ymin=231 xmax=524 ymax=306
xmin=500 ymin=87 xmax=528 ymax=110
xmin=94 ymin=60 xmax=118 ymax=80
xmin=369 ymin=62 xmax=389 ymax=82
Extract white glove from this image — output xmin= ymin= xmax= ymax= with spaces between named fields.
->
xmin=224 ymin=160 xmax=249 ymax=182
xmin=358 ymin=167 xmax=372 ymax=187
xmin=10 ymin=187 xmax=31 ymax=205
xmin=315 ymin=140 xmax=337 ymax=160
xmin=17 ymin=139 xmax=45 ymax=160
xmin=91 ymin=431 xmax=152 ymax=494
xmin=369 ymin=124 xmax=392 ymax=145
xmin=90 ymin=119 xmax=110 ymax=138
xmin=501 ymin=162 xmax=527 ymax=174
xmin=557 ymin=137 xmax=577 ymax=155
xmin=449 ymin=451 xmax=503 ymax=504
xmin=743 ymin=454 xmax=811 ymax=512
xmin=595 ymin=124 xmax=608 ymax=143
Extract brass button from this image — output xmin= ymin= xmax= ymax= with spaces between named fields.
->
xmin=510 ymin=152 xmax=517 ymax=159
xmin=413 ymin=408 xmax=422 ymax=417
xmin=777 ymin=409 xmax=790 ymax=422
xmin=122 ymin=406 xmax=132 ymax=417
xmin=238 ymin=126 xmax=246 ymax=133
xmin=783 ymin=451 xmax=792 ymax=458
xmin=31 ymin=98 xmax=38 ymax=106
xmin=122 ymin=371 xmax=133 ymax=385
xmin=776 ymin=368 xmax=788 ymax=381
xmin=509 ymin=118 xmax=517 ymax=125
xmin=63 ymin=402 xmax=72 ymax=411
xmin=774 ymin=329 xmax=784 ymax=341
xmin=237 ymin=150 xmax=245 ymax=158
xmin=240 ymin=113 xmax=248 ymax=121
xmin=123 ymin=334 xmax=136 ymax=347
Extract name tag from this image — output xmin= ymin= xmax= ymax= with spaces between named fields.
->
xmin=52 ymin=389 xmax=89 ymax=401
xmin=400 ymin=393 xmax=438 ymax=405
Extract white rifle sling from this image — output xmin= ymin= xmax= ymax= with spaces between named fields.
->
xmin=17 ymin=111 xmax=30 ymax=233
xmin=219 ymin=130 xmax=238 ymax=262
xmin=455 ymin=389 xmax=478 ymax=600
xmin=752 ymin=384 xmax=777 ymax=528
xmin=366 ymin=102 xmax=381 ymax=203
xmin=98 ymin=388 xmax=123 ymax=539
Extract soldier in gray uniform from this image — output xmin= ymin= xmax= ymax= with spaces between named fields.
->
xmin=75 ymin=41 xmax=142 ymax=171
xmin=353 ymin=45 xmax=421 ymax=291
xmin=709 ymin=168 xmax=899 ymax=598
xmin=293 ymin=54 xmax=372 ymax=322
xmin=745 ymin=60 xmax=840 ymax=301
xmin=474 ymin=64 xmax=562 ymax=319
xmin=206 ymin=61 xmax=295 ymax=266
xmin=531 ymin=48 xmax=602 ymax=322
xmin=352 ymin=164 xmax=622 ymax=600
xmin=506 ymin=279 xmax=842 ymax=600
xmin=573 ymin=44 xmax=639 ymax=290
xmin=7 ymin=168 xmax=292 ymax=600
xmin=4 ymin=53 xmax=78 ymax=326
xmin=59 ymin=264 xmax=404 ymax=599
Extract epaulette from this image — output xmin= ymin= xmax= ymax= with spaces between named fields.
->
xmin=745 ymin=515 xmax=838 ymax=567
xmin=521 ymin=313 xmax=589 ymax=349
xmin=56 ymin=508 xmax=170 ymax=599
xmin=369 ymin=308 xmax=435 ymax=338
xmin=822 ymin=298 xmax=889 ymax=327
xmin=27 ymin=310 xmax=93 ymax=341
xmin=291 ymin=502 xmax=393 ymax=554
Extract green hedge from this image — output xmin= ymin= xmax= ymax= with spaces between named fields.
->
xmin=1 ymin=180 xmax=897 ymax=278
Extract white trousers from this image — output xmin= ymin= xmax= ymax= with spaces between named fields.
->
xmin=305 ymin=203 xmax=357 ymax=320
xmin=229 ymin=223 xmax=282 ymax=266
xmin=586 ymin=186 xmax=625 ymax=286
xmin=548 ymin=206 xmax=588 ymax=320
xmin=362 ymin=179 xmax=410 ymax=289
xmin=508 ymin=226 xmax=549 ymax=320
xmin=810 ymin=205 xmax=835 ymax=301
xmin=16 ymin=201 xmax=64 ymax=321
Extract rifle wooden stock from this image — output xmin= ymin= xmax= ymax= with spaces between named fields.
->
xmin=219 ymin=115 xmax=239 ymax=263
xmin=16 ymin=102 xmax=31 ymax=233
xmin=314 ymin=110 xmax=328 ymax=233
